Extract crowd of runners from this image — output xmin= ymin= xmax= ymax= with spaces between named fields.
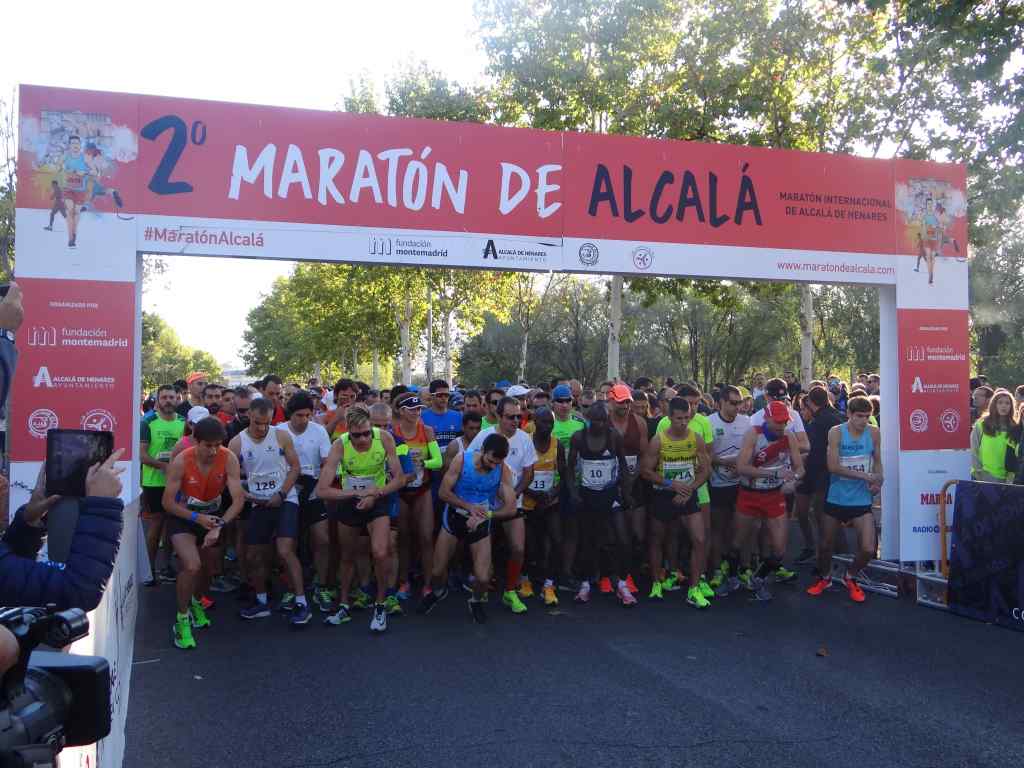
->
xmin=137 ymin=368 xmax=912 ymax=648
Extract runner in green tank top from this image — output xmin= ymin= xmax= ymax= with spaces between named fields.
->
xmin=140 ymin=385 xmax=186 ymax=585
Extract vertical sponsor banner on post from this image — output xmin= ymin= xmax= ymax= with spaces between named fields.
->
xmin=16 ymin=86 xmax=143 ymax=768
xmin=892 ymin=158 xmax=971 ymax=562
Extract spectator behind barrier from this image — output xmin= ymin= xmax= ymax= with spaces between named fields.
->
xmin=0 ymin=452 xmax=126 ymax=611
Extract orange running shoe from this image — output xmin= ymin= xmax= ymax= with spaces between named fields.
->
xmin=625 ymin=574 xmax=639 ymax=594
xmin=806 ymin=578 xmax=832 ymax=596
xmin=598 ymin=576 xmax=613 ymax=594
xmin=844 ymin=575 xmax=866 ymax=603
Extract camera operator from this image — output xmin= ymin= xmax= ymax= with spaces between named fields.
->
xmin=0 ymin=452 xmax=125 ymax=611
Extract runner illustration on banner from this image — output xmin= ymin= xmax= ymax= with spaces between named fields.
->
xmin=20 ymin=108 xmax=136 ymax=248
xmin=895 ymin=178 xmax=968 ymax=287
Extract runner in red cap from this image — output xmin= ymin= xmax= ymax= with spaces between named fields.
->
xmin=719 ymin=400 xmax=804 ymax=601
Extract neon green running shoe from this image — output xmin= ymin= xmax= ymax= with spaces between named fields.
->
xmin=502 ymin=590 xmax=528 ymax=614
xmin=649 ymin=580 xmax=664 ymax=600
xmin=661 ymin=571 xmax=681 ymax=592
xmin=189 ymin=598 xmax=211 ymax=629
xmin=774 ymin=565 xmax=798 ymax=583
xmin=686 ymin=586 xmax=711 ymax=609
xmin=351 ymin=588 xmax=372 ymax=609
xmin=698 ymin=580 xmax=715 ymax=600
xmin=384 ymin=594 xmax=403 ymax=615
xmin=173 ymin=613 xmax=196 ymax=649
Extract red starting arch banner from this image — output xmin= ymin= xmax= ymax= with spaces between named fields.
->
xmin=12 ymin=84 xmax=971 ymax=567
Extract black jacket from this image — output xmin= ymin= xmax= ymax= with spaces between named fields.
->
xmin=0 ymin=496 xmax=124 ymax=611
xmin=806 ymin=406 xmax=844 ymax=475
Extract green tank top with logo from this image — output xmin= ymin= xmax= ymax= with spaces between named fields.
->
xmin=141 ymin=415 xmax=186 ymax=488
xmin=338 ymin=427 xmax=388 ymax=490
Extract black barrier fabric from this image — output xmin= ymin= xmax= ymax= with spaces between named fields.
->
xmin=947 ymin=480 xmax=1024 ymax=632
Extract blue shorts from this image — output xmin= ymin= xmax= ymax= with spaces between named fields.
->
xmin=246 ymin=501 xmax=299 ymax=545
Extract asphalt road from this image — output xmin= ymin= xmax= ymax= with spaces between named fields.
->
xmin=124 ymin=563 xmax=1023 ymax=768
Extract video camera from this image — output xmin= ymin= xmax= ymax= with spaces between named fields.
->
xmin=0 ymin=606 xmax=110 ymax=768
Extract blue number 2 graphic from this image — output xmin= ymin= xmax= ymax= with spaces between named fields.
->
xmin=141 ymin=115 xmax=194 ymax=195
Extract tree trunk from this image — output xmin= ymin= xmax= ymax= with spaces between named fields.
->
xmin=425 ymin=288 xmax=434 ymax=381
xmin=372 ymin=349 xmax=380 ymax=389
xmin=443 ymin=311 xmax=453 ymax=385
xmin=606 ymin=275 xmax=622 ymax=381
xmin=400 ymin=288 xmax=412 ymax=386
xmin=517 ymin=330 xmax=529 ymax=384
xmin=800 ymin=284 xmax=814 ymax=388
xmin=351 ymin=348 xmax=358 ymax=377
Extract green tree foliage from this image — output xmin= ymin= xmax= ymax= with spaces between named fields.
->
xmin=142 ymin=312 xmax=222 ymax=392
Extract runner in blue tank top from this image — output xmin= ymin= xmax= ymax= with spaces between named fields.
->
xmin=418 ymin=433 xmax=517 ymax=624
xmin=808 ymin=396 xmax=883 ymax=603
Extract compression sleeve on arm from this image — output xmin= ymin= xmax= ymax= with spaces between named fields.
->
xmin=423 ymin=440 xmax=443 ymax=471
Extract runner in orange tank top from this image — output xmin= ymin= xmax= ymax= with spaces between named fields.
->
xmin=163 ymin=417 xmax=246 ymax=650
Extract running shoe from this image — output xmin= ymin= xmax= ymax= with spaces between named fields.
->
xmin=417 ymin=587 xmax=449 ymax=615
xmin=648 ymin=580 xmax=664 ymax=600
xmin=662 ymin=570 xmax=685 ymax=592
xmin=278 ymin=592 xmax=296 ymax=612
xmin=190 ymin=597 xmax=211 ymax=629
xmin=290 ymin=602 xmax=312 ymax=627
xmin=625 ymin=574 xmax=639 ymax=594
xmin=158 ymin=567 xmax=177 ymax=584
xmin=313 ymin=587 xmax=335 ymax=612
xmin=738 ymin=568 xmax=754 ymax=590
xmin=239 ymin=601 xmax=271 ymax=620
xmin=468 ymin=598 xmax=487 ymax=624
xmin=598 ymin=577 xmax=613 ymax=594
xmin=324 ymin=603 xmax=352 ymax=625
xmin=752 ymin=578 xmax=774 ymax=602
xmin=225 ymin=547 xmax=238 ymax=562
xmin=698 ymin=580 xmax=715 ymax=600
xmin=617 ymin=582 xmax=637 ymax=607
xmin=844 ymin=575 xmax=866 ymax=603
xmin=370 ymin=603 xmax=388 ymax=633
xmin=208 ymin=576 xmax=237 ymax=593
xmin=686 ymin=586 xmax=710 ymax=609
xmin=542 ymin=585 xmax=559 ymax=606
xmin=795 ymin=548 xmax=816 ymax=565
xmin=574 ymin=582 xmax=591 ymax=603
xmin=806 ymin=577 xmax=832 ymax=596
xmin=384 ymin=595 xmax=403 ymax=615
xmin=173 ymin=613 xmax=196 ymax=649
xmin=715 ymin=576 xmax=741 ymax=597
xmin=144 ymin=578 xmax=158 ymax=588
xmin=351 ymin=588 xmax=372 ymax=610
xmin=518 ymin=577 xmax=535 ymax=599
xmin=397 ymin=581 xmax=413 ymax=601
xmin=502 ymin=590 xmax=528 ymax=614
xmin=773 ymin=565 xmax=798 ymax=583
xmin=199 ymin=595 xmax=215 ymax=611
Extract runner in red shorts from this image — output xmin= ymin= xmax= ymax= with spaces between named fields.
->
xmin=719 ymin=401 xmax=804 ymax=601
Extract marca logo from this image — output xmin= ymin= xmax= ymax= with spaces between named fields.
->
xmin=33 ymin=366 xmax=53 ymax=388
xmin=919 ymin=492 xmax=953 ymax=506
xmin=28 ymin=326 xmax=57 ymax=346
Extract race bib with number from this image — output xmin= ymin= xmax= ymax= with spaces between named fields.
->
xmin=407 ymin=449 xmax=425 ymax=488
xmin=840 ymin=454 xmax=871 ymax=474
xmin=343 ymin=475 xmax=377 ymax=493
xmin=157 ymin=451 xmax=172 ymax=462
xmin=625 ymin=455 xmax=639 ymax=472
xmin=751 ymin=473 xmax=783 ymax=491
xmin=580 ymin=458 xmax=616 ymax=491
xmin=530 ymin=471 xmax=555 ymax=492
xmin=662 ymin=460 xmax=695 ymax=485
xmin=248 ymin=470 xmax=282 ymax=498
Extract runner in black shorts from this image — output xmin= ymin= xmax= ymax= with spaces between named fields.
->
xmin=317 ymin=407 xmax=407 ymax=632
